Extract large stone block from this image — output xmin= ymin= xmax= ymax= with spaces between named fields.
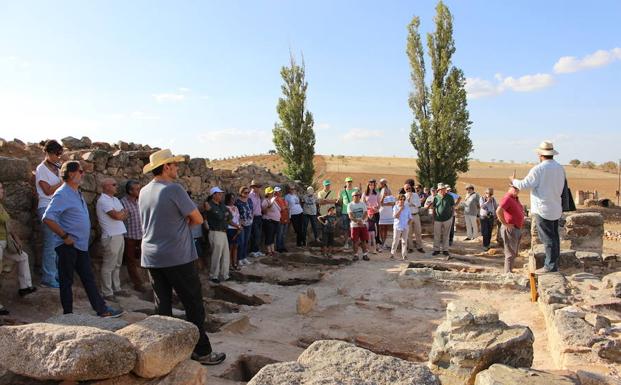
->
xmin=61 ymin=136 xmax=90 ymax=150
xmin=91 ymin=359 xmax=208 ymax=385
xmin=248 ymin=340 xmax=439 ymax=385
xmin=566 ymin=212 xmax=604 ymax=227
xmin=116 ymin=315 xmax=199 ymax=379
xmin=429 ymin=300 xmax=534 ymax=385
xmin=46 ymin=313 xmax=129 ymax=331
xmin=603 ymin=272 xmax=621 ymax=298
xmin=0 ymin=323 xmax=136 ymax=381
xmin=537 ymin=273 xmax=571 ymax=305
xmin=475 ymin=364 xmax=576 ymax=385
xmin=0 ymin=157 xmax=30 ymax=181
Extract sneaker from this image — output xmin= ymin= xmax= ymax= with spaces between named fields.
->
xmin=464 ymin=237 xmax=471 ymax=241
xmin=257 ymin=251 xmax=266 ymax=257
xmin=18 ymin=286 xmax=37 ymax=297
xmin=239 ymin=259 xmax=247 ymax=266
xmin=114 ymin=290 xmax=131 ymax=298
xmin=483 ymin=246 xmax=490 ymax=251
xmin=417 ymin=248 xmax=425 ymax=253
xmin=192 ymin=351 xmax=226 ymax=365
xmin=402 ymin=256 xmax=408 ymax=260
xmin=210 ymin=278 xmax=221 ymax=284
xmin=103 ymin=295 xmax=118 ymax=302
xmin=362 ymin=254 xmax=369 ymax=261
xmin=352 ymin=255 xmax=360 ymax=261
xmin=376 ymin=247 xmax=382 ymax=253
xmin=390 ymin=254 xmax=395 ymax=259
xmin=432 ymin=251 xmax=440 ymax=256
xmin=40 ymin=281 xmax=60 ymax=289
xmin=535 ymin=267 xmax=552 ymax=275
xmin=98 ymin=307 xmax=125 ymax=318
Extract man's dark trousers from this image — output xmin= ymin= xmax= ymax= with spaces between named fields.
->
xmin=535 ymin=214 xmax=560 ymax=271
xmin=249 ymin=215 xmax=262 ymax=253
xmin=148 ymin=261 xmax=212 ymax=355
xmin=56 ymin=244 xmax=107 ymax=315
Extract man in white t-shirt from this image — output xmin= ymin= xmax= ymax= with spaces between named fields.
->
xmin=96 ymin=178 xmax=128 ymax=301
xmin=347 ymin=190 xmax=369 ymax=261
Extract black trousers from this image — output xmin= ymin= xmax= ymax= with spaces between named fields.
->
xmin=480 ymin=216 xmax=495 ymax=247
xmin=56 ymin=244 xmax=107 ymax=315
xmin=148 ymin=261 xmax=212 ymax=356
xmin=249 ymin=216 xmax=263 ymax=253
xmin=291 ymin=213 xmax=305 ymax=246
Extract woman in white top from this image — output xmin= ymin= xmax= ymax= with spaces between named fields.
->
xmin=378 ymin=178 xmax=395 ymax=248
xmin=225 ymin=193 xmax=242 ymax=271
xmin=285 ymin=185 xmax=305 ymax=247
xmin=35 ymin=140 xmax=64 ymax=288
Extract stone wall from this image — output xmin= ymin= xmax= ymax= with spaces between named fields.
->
xmin=0 ymin=137 xmax=295 ymax=265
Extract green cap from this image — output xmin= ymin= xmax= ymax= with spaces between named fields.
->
xmin=344 ymin=177 xmax=353 ymax=182
xmin=322 ymin=180 xmax=331 ymax=186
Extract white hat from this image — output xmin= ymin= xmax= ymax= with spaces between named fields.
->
xmin=274 ymin=186 xmax=282 ymax=192
xmin=209 ymin=186 xmax=224 ymax=195
xmin=307 ymin=186 xmax=315 ymax=193
xmin=535 ymin=140 xmax=558 ymax=156
xmin=142 ymin=149 xmax=185 ymax=174
xmin=437 ymin=183 xmax=447 ymax=190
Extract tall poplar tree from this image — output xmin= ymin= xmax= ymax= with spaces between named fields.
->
xmin=273 ymin=54 xmax=316 ymax=185
xmin=407 ymin=1 xmax=473 ymax=188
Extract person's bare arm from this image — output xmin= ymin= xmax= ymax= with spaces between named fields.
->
xmin=187 ymin=208 xmax=203 ymax=226
xmin=106 ymin=209 xmax=128 ymax=221
xmin=38 ymin=180 xmax=62 ymax=196
xmin=43 ymin=218 xmax=75 ymax=246
xmin=496 ymin=206 xmax=514 ymax=231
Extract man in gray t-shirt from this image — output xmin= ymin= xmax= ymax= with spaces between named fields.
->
xmin=139 ymin=149 xmax=225 ymax=366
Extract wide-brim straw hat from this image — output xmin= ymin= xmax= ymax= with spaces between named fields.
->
xmin=535 ymin=140 xmax=558 ymax=156
xmin=143 ymin=149 xmax=185 ymax=174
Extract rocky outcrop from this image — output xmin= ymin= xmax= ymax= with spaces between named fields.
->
xmin=92 ymin=359 xmax=208 ymax=385
xmin=46 ymin=313 xmax=129 ymax=331
xmin=474 ymin=364 xmax=576 ymax=385
xmin=296 ymin=288 xmax=317 ymax=315
xmin=603 ymin=271 xmax=621 ymax=298
xmin=116 ymin=315 xmax=199 ymax=379
xmin=428 ymin=300 xmax=534 ymax=385
xmin=248 ymin=340 xmax=439 ymax=385
xmin=0 ymin=323 xmax=136 ymax=381
xmin=398 ymin=267 xmax=529 ymax=291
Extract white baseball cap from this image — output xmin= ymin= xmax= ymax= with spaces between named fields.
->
xmin=209 ymin=186 xmax=224 ymax=195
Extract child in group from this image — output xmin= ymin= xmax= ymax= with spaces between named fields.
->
xmin=318 ymin=206 xmax=338 ymax=257
xmin=367 ymin=216 xmax=379 ymax=254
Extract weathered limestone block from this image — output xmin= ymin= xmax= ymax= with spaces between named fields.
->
xmin=585 ymin=313 xmax=611 ymax=330
xmin=188 ymin=158 xmax=207 ymax=175
xmin=576 ymin=251 xmax=604 ymax=270
xmin=577 ymin=369 xmax=621 ymax=385
xmin=91 ymin=359 xmax=208 ymax=385
xmin=529 ymin=245 xmax=577 ymax=270
xmin=296 ymin=288 xmax=317 ymax=315
xmin=46 ymin=313 xmax=129 ymax=331
xmin=116 ymin=315 xmax=199 ymax=379
xmin=474 ymin=364 xmax=576 ymax=385
xmin=248 ymin=340 xmax=439 ymax=385
xmin=537 ymin=273 xmax=571 ymax=305
xmin=593 ymin=339 xmax=621 ymax=363
xmin=428 ymin=300 xmax=534 ymax=385
xmin=603 ymin=272 xmax=621 ymax=298
xmin=81 ymin=150 xmax=110 ymax=172
xmin=0 ymin=323 xmax=136 ymax=381
xmin=0 ymin=156 xmax=30 ymax=181
xmin=80 ymin=172 xmax=98 ymax=192
xmin=398 ymin=267 xmax=529 ymax=291
xmin=552 ymin=310 xmax=597 ymax=351
xmin=564 ymin=212 xmax=604 ymax=253
xmin=61 ymin=136 xmax=90 ymax=150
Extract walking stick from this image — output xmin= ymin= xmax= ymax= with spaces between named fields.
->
xmin=529 ymin=273 xmax=538 ymax=302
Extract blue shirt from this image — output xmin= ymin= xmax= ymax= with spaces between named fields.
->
xmin=43 ymin=183 xmax=91 ymax=251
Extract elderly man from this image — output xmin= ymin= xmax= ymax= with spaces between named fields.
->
xmin=511 ymin=140 xmax=565 ymax=274
xmin=247 ymin=180 xmax=264 ymax=257
xmin=43 ymin=161 xmax=122 ymax=318
xmin=96 ymin=178 xmax=128 ymax=301
xmin=120 ymin=180 xmax=146 ymax=292
xmin=204 ymin=186 xmax=231 ymax=283
xmin=404 ymin=183 xmax=424 ymax=253
xmin=479 ymin=188 xmax=498 ymax=251
xmin=496 ymin=185 xmax=525 ymax=273
xmin=432 ymin=183 xmax=455 ymax=259
xmin=140 ymin=149 xmax=225 ymax=365
xmin=462 ymin=184 xmax=480 ymax=241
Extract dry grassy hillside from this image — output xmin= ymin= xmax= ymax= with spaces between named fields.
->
xmin=209 ymin=155 xmax=619 ymax=203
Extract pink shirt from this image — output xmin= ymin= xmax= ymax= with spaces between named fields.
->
xmin=261 ymin=198 xmax=281 ymax=222
xmin=249 ymin=189 xmax=262 ymax=217
xmin=363 ymin=192 xmax=380 ymax=215
xmin=500 ymin=193 xmax=525 ymax=228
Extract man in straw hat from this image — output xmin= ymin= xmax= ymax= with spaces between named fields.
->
xmin=432 ymin=183 xmax=455 ymax=259
xmin=139 ymin=149 xmax=226 ymax=365
xmin=511 ymin=140 xmax=565 ymax=274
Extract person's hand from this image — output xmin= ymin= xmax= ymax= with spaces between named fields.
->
xmin=63 ymin=235 xmax=75 ymax=246
xmin=509 ymin=170 xmax=516 ymax=183
xmin=204 ymin=201 xmax=211 ymax=211
xmin=506 ymin=223 xmax=515 ymax=233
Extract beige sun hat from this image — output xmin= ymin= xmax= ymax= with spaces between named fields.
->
xmin=143 ymin=149 xmax=186 ymax=174
xmin=535 ymin=140 xmax=558 ymax=156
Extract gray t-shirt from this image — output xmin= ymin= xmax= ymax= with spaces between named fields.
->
xmin=139 ymin=180 xmax=198 ymax=268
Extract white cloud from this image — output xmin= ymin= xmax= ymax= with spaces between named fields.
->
xmin=341 ymin=128 xmax=383 ymax=141
xmin=466 ymin=73 xmax=554 ymax=99
xmin=554 ymin=48 xmax=621 ymax=74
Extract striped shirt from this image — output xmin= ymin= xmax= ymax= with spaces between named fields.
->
xmin=121 ymin=195 xmax=142 ymax=240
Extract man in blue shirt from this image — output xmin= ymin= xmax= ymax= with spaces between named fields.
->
xmin=43 ymin=161 xmax=122 ymax=318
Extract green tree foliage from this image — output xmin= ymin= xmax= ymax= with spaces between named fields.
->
xmin=569 ymin=159 xmax=581 ymax=167
xmin=582 ymin=161 xmax=596 ymax=169
xmin=407 ymin=2 xmax=473 ymax=188
xmin=600 ymin=161 xmax=618 ymax=173
xmin=273 ymin=54 xmax=316 ymax=185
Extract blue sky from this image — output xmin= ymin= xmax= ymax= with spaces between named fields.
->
xmin=1 ymin=0 xmax=620 ymax=164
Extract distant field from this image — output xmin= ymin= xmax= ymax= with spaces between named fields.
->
xmin=209 ymin=155 xmax=620 ymax=203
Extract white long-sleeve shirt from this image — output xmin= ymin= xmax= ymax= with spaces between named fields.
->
xmin=512 ymin=159 xmax=565 ymax=221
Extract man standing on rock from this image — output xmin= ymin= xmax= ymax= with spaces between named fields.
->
xmin=139 ymin=149 xmax=226 ymax=365
xmin=204 ymin=186 xmax=231 ymax=283
xmin=248 ymin=180 xmax=264 ymax=258
xmin=43 ymin=161 xmax=123 ymax=318
xmin=432 ymin=183 xmax=455 ymax=259
xmin=511 ymin=140 xmax=565 ymax=274
xmin=120 ymin=180 xmax=146 ymax=292
xmin=96 ymin=178 xmax=129 ymax=301
xmin=496 ymin=185 xmax=525 ymax=273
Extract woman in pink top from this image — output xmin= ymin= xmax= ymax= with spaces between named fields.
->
xmin=261 ymin=187 xmax=280 ymax=256
xmin=362 ymin=179 xmax=381 ymax=249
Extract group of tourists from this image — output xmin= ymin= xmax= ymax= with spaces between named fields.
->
xmin=0 ymin=139 xmax=566 ymax=367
